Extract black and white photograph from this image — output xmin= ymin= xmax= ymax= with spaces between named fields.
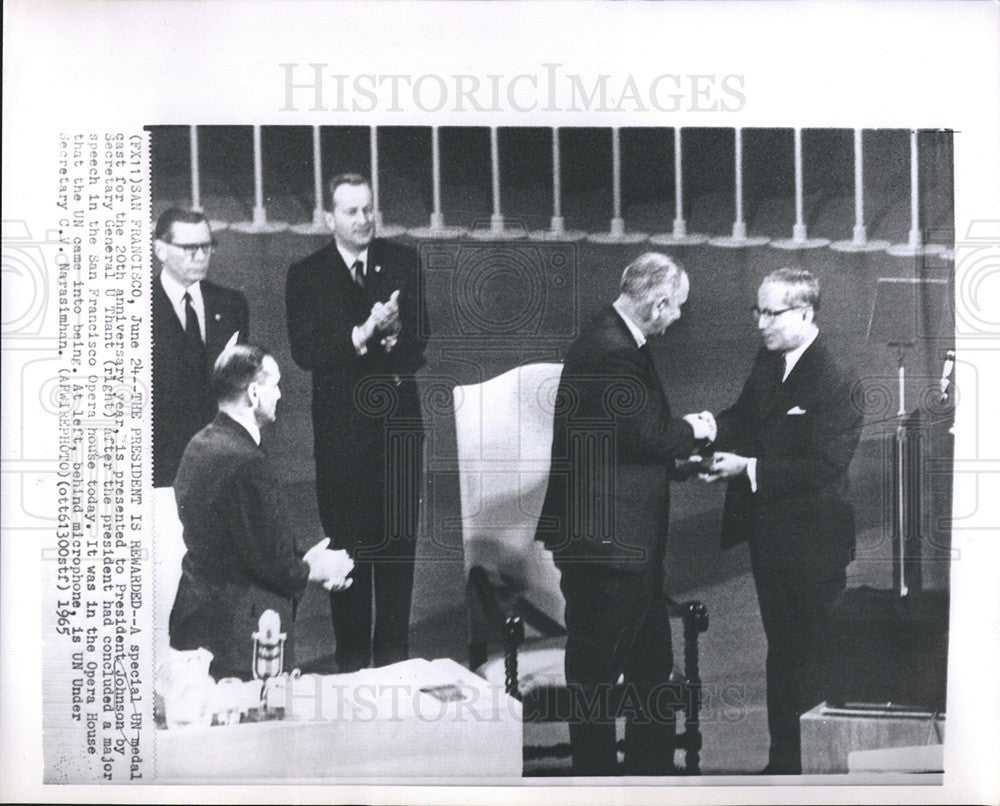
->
xmin=142 ymin=123 xmax=956 ymax=780
xmin=3 ymin=1 xmax=999 ymax=803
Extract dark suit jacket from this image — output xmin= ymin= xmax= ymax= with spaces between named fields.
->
xmin=169 ymin=413 xmax=309 ymax=681
xmin=285 ymin=238 xmax=427 ymax=551
xmin=715 ymin=336 xmax=862 ymax=567
xmin=152 ymin=276 xmax=249 ymax=487
xmin=535 ymin=307 xmax=696 ymax=570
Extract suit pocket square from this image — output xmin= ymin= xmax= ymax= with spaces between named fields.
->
xmin=786 ymin=406 xmax=807 ymax=415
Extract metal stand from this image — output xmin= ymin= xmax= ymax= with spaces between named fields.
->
xmin=886 ymin=130 xmax=946 ymax=257
xmin=831 ymin=128 xmax=889 ymax=252
xmin=409 ymin=127 xmax=467 ymax=239
xmin=650 ymin=128 xmax=709 ymax=246
xmin=709 ymin=128 xmax=769 ymax=248
xmin=470 ymin=127 xmax=527 ymax=241
xmin=370 ymin=126 xmax=406 ymax=238
xmin=231 ymin=126 xmax=289 ymax=234
xmin=529 ymin=128 xmax=587 ymax=242
xmin=188 ymin=125 xmax=228 ymax=232
xmin=771 ymin=128 xmax=830 ymax=250
xmin=290 ymin=125 xmax=332 ymax=235
xmin=588 ymin=128 xmax=648 ymax=244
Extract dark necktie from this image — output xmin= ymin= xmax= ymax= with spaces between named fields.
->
xmin=761 ymin=351 xmax=785 ymax=411
xmin=351 ymin=259 xmax=366 ymax=290
xmin=639 ymin=341 xmax=653 ymax=369
xmin=183 ymin=291 xmax=206 ymax=366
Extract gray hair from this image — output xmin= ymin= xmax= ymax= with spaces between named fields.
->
xmin=619 ymin=252 xmax=687 ymax=302
xmin=762 ymin=267 xmax=820 ymax=312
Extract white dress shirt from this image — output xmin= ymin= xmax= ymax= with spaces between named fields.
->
xmin=612 ymin=299 xmax=647 ymax=348
xmin=160 ymin=271 xmax=205 ymax=341
xmin=336 ymin=243 xmax=370 ymax=285
xmin=782 ymin=327 xmax=818 ymax=382
xmin=225 ymin=408 xmax=261 ymax=446
xmin=337 ymin=244 xmax=375 ymax=355
xmin=747 ymin=326 xmax=819 ymax=491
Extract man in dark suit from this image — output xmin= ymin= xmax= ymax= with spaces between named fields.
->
xmin=704 ymin=268 xmax=862 ymax=774
xmin=536 ymin=253 xmax=715 ymax=775
xmin=152 ymin=207 xmax=249 ymax=488
xmin=286 ymin=173 xmax=427 ymax=673
xmin=169 ymin=345 xmax=353 ymax=681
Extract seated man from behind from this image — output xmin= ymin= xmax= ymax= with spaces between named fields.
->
xmin=169 ymin=344 xmax=353 ymax=681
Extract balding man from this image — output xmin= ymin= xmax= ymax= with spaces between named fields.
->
xmin=169 ymin=345 xmax=353 ymax=681
xmin=536 ymin=252 xmax=715 ymax=775
xmin=286 ymin=173 xmax=427 ymax=673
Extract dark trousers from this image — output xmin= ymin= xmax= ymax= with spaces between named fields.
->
xmin=558 ymin=562 xmax=677 ymax=776
xmin=330 ymin=547 xmax=416 ymax=673
xmin=751 ymin=544 xmax=846 ymax=773
xmin=319 ymin=418 xmax=423 ymax=673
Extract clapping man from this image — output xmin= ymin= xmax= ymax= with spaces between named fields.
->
xmin=286 ymin=173 xmax=427 ymax=673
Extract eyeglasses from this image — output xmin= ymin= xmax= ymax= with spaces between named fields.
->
xmin=751 ymin=305 xmax=800 ymax=321
xmin=170 ymin=240 xmax=216 ymax=257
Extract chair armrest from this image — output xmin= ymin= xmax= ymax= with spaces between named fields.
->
xmin=664 ymin=595 xmax=710 ymax=633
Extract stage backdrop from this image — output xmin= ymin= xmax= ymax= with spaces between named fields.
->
xmin=148 ymin=125 xmax=955 ymax=654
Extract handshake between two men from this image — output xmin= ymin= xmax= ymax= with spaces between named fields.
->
xmin=538 ymin=257 xmax=861 ymax=776
xmin=678 ymin=410 xmax=751 ymax=483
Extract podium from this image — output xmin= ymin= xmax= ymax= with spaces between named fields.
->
xmin=812 ymin=276 xmax=952 ymax=772
xmin=801 ymin=703 xmax=944 ymax=775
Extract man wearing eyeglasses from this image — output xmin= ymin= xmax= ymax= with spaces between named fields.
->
xmin=152 ymin=207 xmax=249 ymax=488
xmin=702 ymin=268 xmax=862 ymax=775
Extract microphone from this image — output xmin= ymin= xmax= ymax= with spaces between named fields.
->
xmin=939 ymin=349 xmax=955 ymax=403
xmin=252 ymin=609 xmax=286 ymax=681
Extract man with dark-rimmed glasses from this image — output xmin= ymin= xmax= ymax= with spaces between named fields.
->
xmin=152 ymin=207 xmax=248 ymax=488
xmin=702 ymin=267 xmax=862 ymax=774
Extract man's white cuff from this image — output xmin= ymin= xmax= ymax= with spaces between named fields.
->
xmin=352 ymin=325 xmax=369 ymax=356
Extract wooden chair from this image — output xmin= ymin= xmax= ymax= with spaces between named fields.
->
xmin=454 ymin=363 xmax=709 ymax=774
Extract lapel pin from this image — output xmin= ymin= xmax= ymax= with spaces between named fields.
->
xmin=374 ymin=265 xmax=381 ymax=274
xmin=214 ymin=313 xmax=222 ymax=321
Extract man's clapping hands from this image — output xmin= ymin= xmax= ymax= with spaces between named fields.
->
xmin=303 ymin=538 xmax=355 ymax=592
xmin=359 ymin=289 xmax=401 ymax=349
xmin=370 ymin=288 xmax=400 ymax=332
